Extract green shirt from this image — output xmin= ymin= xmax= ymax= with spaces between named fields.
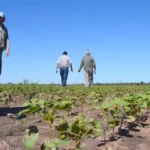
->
xmin=80 ymin=56 xmax=96 ymax=72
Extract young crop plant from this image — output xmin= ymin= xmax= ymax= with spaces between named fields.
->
xmin=0 ymin=91 xmax=13 ymax=107
xmin=55 ymin=113 xmax=103 ymax=149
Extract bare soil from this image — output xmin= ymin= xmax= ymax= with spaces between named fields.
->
xmin=0 ymin=96 xmax=150 ymax=150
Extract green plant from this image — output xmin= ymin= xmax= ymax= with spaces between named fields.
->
xmin=24 ymin=128 xmax=39 ymax=150
xmin=56 ymin=113 xmax=103 ymax=149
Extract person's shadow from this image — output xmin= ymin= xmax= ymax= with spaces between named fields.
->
xmin=0 ymin=106 xmax=29 ymax=118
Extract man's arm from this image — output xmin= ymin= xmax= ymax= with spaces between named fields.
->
xmin=68 ymin=57 xmax=73 ymax=72
xmin=93 ymin=65 xmax=96 ymax=74
xmin=93 ymin=58 xmax=96 ymax=74
xmin=5 ymin=28 xmax=10 ymax=56
xmin=56 ymin=63 xmax=59 ymax=73
xmin=78 ymin=58 xmax=84 ymax=72
xmin=56 ymin=58 xmax=60 ymax=73
xmin=6 ymin=39 xmax=10 ymax=56
xmin=70 ymin=63 xmax=73 ymax=72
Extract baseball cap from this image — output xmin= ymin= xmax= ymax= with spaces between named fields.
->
xmin=0 ymin=12 xmax=5 ymax=18
xmin=86 ymin=50 xmax=90 ymax=54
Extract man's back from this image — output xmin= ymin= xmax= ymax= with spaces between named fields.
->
xmin=57 ymin=55 xmax=71 ymax=68
xmin=78 ymin=50 xmax=96 ymax=87
xmin=0 ymin=24 xmax=8 ymax=50
xmin=56 ymin=51 xmax=73 ymax=87
xmin=82 ymin=56 xmax=96 ymax=72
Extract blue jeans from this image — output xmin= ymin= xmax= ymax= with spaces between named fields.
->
xmin=60 ymin=67 xmax=69 ymax=86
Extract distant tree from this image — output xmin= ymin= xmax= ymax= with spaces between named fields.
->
xmin=140 ymin=81 xmax=145 ymax=85
xmin=7 ymin=82 xmax=12 ymax=84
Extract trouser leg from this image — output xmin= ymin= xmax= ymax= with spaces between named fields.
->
xmin=84 ymin=71 xmax=90 ymax=87
xmin=89 ymin=71 xmax=93 ymax=86
xmin=0 ymin=50 xmax=3 ymax=75
xmin=60 ymin=68 xmax=64 ymax=86
xmin=63 ymin=67 xmax=69 ymax=86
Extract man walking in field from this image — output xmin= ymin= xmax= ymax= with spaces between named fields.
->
xmin=0 ymin=12 xmax=10 ymax=75
xmin=56 ymin=51 xmax=73 ymax=87
xmin=78 ymin=50 xmax=96 ymax=87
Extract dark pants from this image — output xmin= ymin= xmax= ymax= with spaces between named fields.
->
xmin=60 ymin=67 xmax=69 ymax=87
xmin=0 ymin=50 xmax=3 ymax=75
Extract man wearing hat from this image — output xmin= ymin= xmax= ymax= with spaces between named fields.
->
xmin=0 ymin=12 xmax=10 ymax=75
xmin=78 ymin=50 xmax=96 ymax=87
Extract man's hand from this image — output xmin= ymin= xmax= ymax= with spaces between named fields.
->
xmin=71 ymin=68 xmax=73 ymax=72
xmin=56 ymin=64 xmax=59 ymax=74
xmin=94 ymin=69 xmax=96 ymax=74
xmin=78 ymin=69 xmax=81 ymax=72
xmin=6 ymin=51 xmax=10 ymax=56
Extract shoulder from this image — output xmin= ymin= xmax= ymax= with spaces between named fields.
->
xmin=66 ymin=55 xmax=71 ymax=59
xmin=67 ymin=56 xmax=72 ymax=62
xmin=58 ymin=56 xmax=62 ymax=60
xmin=59 ymin=55 xmax=69 ymax=60
xmin=2 ymin=24 xmax=8 ymax=36
xmin=2 ymin=24 xmax=8 ymax=31
xmin=82 ymin=56 xmax=86 ymax=60
xmin=90 ymin=56 xmax=95 ymax=60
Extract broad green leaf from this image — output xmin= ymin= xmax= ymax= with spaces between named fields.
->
xmin=71 ymin=120 xmax=80 ymax=134
xmin=24 ymin=132 xmax=39 ymax=150
xmin=92 ymin=106 xmax=101 ymax=110
xmin=94 ymin=129 xmax=103 ymax=136
xmin=79 ymin=113 xmax=85 ymax=122
xmin=55 ymin=120 xmax=69 ymax=131
xmin=30 ymin=98 xmax=38 ymax=103
xmin=58 ymin=131 xmax=68 ymax=140
xmin=38 ymin=99 xmax=46 ymax=109
xmin=95 ymin=122 xmax=101 ymax=128
xmin=107 ymin=119 xmax=119 ymax=128
xmin=101 ymin=103 xmax=111 ymax=109
xmin=88 ymin=118 xmax=94 ymax=123
xmin=44 ymin=139 xmax=70 ymax=148
xmin=124 ymin=106 xmax=130 ymax=111
xmin=107 ymin=119 xmax=114 ymax=124
xmin=43 ymin=111 xmax=55 ymax=123
xmin=146 ymin=91 xmax=150 ymax=95
xmin=91 ymin=92 xmax=96 ymax=97
xmin=54 ymin=101 xmax=73 ymax=110
xmin=86 ymin=128 xmax=93 ymax=134
xmin=94 ymin=99 xmax=99 ymax=103
xmin=140 ymin=102 xmax=147 ymax=108
xmin=112 ymin=99 xmax=128 ymax=106
xmin=24 ymin=140 xmax=35 ymax=150
xmin=19 ymin=106 xmax=40 ymax=116
xmin=109 ymin=123 xmax=115 ymax=128
xmin=126 ymin=115 xmax=136 ymax=122
xmin=45 ymin=141 xmax=57 ymax=148
xmin=23 ymin=102 xmax=30 ymax=107
xmin=38 ymin=99 xmax=46 ymax=105
xmin=71 ymin=124 xmax=80 ymax=135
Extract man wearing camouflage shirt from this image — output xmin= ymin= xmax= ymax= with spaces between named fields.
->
xmin=0 ymin=12 xmax=10 ymax=75
xmin=78 ymin=50 xmax=96 ymax=87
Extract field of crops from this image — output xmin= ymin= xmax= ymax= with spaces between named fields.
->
xmin=0 ymin=83 xmax=150 ymax=150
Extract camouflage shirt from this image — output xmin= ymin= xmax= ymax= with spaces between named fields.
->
xmin=0 ymin=24 xmax=10 ymax=52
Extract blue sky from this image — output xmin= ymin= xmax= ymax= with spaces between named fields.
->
xmin=0 ymin=0 xmax=150 ymax=84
